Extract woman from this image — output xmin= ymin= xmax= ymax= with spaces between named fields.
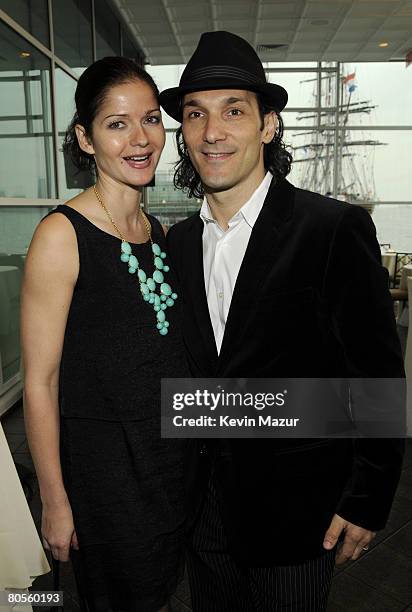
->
xmin=21 ymin=57 xmax=188 ymax=612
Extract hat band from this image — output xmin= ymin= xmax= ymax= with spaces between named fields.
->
xmin=185 ymin=65 xmax=266 ymax=85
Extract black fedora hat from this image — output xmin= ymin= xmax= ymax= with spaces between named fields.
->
xmin=159 ymin=31 xmax=288 ymax=122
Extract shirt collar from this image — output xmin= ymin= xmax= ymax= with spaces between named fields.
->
xmin=199 ymin=198 xmax=214 ymax=224
xmin=200 ymin=171 xmax=273 ymax=229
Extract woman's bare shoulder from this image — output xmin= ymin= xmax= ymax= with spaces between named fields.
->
xmin=33 ymin=188 xmax=95 ymax=246
xmin=33 ymin=210 xmax=77 ymax=250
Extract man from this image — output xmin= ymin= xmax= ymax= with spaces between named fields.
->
xmin=160 ymin=31 xmax=405 ymax=611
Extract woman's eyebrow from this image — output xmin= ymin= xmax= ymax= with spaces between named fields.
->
xmin=103 ymin=108 xmax=160 ymax=120
xmin=104 ymin=113 xmax=129 ymax=120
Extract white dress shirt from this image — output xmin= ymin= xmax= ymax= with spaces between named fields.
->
xmin=200 ymin=172 xmax=273 ymax=353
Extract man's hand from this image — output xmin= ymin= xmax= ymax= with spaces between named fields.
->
xmin=323 ymin=513 xmax=376 ymax=565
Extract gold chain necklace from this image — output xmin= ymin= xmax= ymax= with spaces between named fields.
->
xmin=93 ymin=184 xmax=152 ymax=243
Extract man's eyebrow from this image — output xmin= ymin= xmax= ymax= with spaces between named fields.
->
xmin=183 ymin=98 xmax=202 ymax=108
xmin=183 ymin=96 xmax=249 ymax=108
xmin=225 ymin=96 xmax=249 ymax=105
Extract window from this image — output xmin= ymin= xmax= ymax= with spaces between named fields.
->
xmin=55 ymin=67 xmax=94 ymax=200
xmin=146 ymin=132 xmax=200 ymax=227
xmin=0 ymin=21 xmax=55 ymax=198
xmin=1 ymin=0 xmax=49 ymax=47
xmin=122 ymin=28 xmax=144 ymax=63
xmin=53 ymin=0 xmax=93 ymax=70
xmin=95 ymin=0 xmax=121 ymax=59
xmin=341 ymin=62 xmax=412 ymax=127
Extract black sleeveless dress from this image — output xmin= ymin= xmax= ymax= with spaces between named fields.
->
xmin=49 ymin=205 xmax=189 ymax=612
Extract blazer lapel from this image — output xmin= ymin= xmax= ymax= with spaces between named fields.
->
xmin=218 ymin=179 xmax=295 ymax=370
xmin=185 ymin=214 xmax=219 ymax=371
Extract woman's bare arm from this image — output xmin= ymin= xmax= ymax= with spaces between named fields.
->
xmin=21 ymin=212 xmax=79 ymax=560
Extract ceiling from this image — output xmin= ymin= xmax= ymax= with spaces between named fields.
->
xmin=112 ymin=0 xmax=412 ymax=64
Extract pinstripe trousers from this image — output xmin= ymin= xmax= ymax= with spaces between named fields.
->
xmin=187 ymin=476 xmax=336 ymax=612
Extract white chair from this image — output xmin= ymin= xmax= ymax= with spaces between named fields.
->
xmin=0 ymin=423 xmax=50 ymax=594
xmin=391 ymin=264 xmax=412 ymax=325
xmin=382 ymin=252 xmax=396 ymax=286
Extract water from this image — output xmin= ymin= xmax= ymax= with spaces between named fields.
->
xmin=372 ymin=205 xmax=412 ymax=253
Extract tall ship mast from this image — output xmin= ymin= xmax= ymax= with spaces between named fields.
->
xmin=290 ymin=66 xmax=385 ymax=214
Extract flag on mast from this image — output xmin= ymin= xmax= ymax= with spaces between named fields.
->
xmin=342 ymin=72 xmax=355 ymax=84
xmin=342 ymin=72 xmax=356 ymax=93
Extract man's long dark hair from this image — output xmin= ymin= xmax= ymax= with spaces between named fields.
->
xmin=173 ymin=95 xmax=293 ymax=199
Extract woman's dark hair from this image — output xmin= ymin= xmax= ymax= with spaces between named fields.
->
xmin=173 ymin=94 xmax=293 ymax=199
xmin=63 ymin=57 xmax=160 ymax=171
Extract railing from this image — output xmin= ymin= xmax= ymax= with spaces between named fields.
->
xmin=0 ymin=198 xmax=61 ymax=415
xmin=1 ymin=196 xmax=411 ymax=413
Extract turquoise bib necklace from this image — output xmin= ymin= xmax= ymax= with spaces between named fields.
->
xmin=93 ymin=185 xmax=177 ymax=335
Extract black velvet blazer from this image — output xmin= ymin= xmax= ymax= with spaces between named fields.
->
xmin=167 ymin=177 xmax=405 ymax=566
